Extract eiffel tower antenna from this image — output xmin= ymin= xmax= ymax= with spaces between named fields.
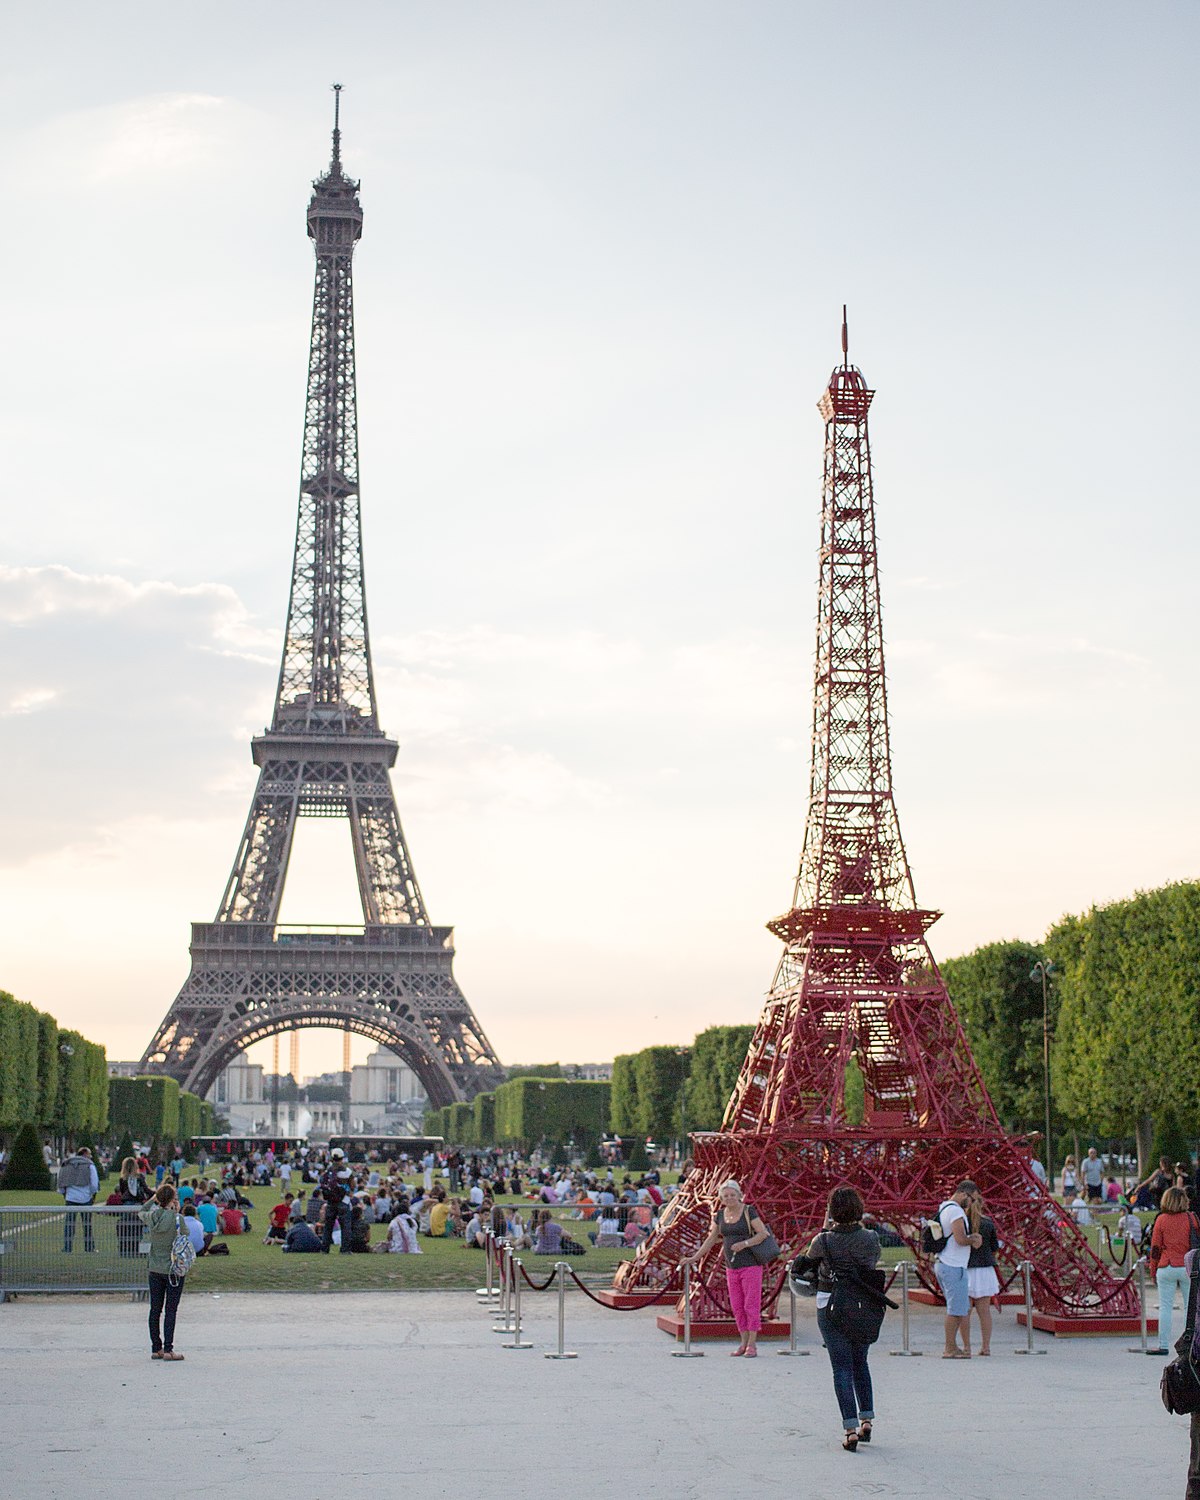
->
xmin=614 ymin=321 xmax=1137 ymax=1330
xmin=141 ymin=96 xmax=504 ymax=1108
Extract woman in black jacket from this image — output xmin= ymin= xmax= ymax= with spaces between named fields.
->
xmin=797 ymin=1185 xmax=881 ymax=1452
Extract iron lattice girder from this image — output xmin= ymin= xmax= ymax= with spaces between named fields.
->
xmin=615 ymin=335 xmax=1133 ymax=1325
xmin=140 ymin=107 xmax=503 ymax=1104
xmin=141 ymin=923 xmax=501 ymax=1107
xmin=615 ymin=1130 xmax=1137 ymax=1321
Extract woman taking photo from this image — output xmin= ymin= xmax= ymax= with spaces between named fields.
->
xmin=681 ymin=1179 xmax=771 ymax=1357
xmin=798 ymin=1186 xmax=880 ymax=1450
xmin=138 ymin=1183 xmax=187 ymax=1361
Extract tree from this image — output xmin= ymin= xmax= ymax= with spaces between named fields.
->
xmin=1048 ymin=883 xmax=1200 ymax=1174
xmin=683 ymin=1026 xmax=754 ymax=1132
xmin=625 ymin=1137 xmax=649 ymax=1171
xmin=941 ymin=940 xmax=1057 ymax=1133
xmin=610 ymin=1055 xmax=639 ymax=1136
xmin=632 ymin=1047 xmax=688 ymax=1141
xmin=2 ymin=1122 xmax=52 ymax=1191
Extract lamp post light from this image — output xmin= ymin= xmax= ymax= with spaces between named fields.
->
xmin=1031 ymin=960 xmax=1055 ymax=1190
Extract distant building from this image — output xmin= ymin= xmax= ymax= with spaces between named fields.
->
xmin=107 ymin=1060 xmax=143 ymax=1078
xmin=348 ymin=1047 xmax=427 ymax=1134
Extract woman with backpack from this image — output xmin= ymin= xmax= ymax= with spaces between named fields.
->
xmin=138 ymin=1183 xmax=189 ymax=1361
xmin=794 ymin=1186 xmax=883 ymax=1451
xmin=1150 ymin=1186 xmax=1199 ymax=1354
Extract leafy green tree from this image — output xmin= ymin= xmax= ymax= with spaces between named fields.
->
xmin=625 ymin=1137 xmax=649 ymax=1171
xmin=682 ymin=1025 xmax=755 ymax=1132
xmin=610 ymin=1054 xmax=639 ymax=1135
xmin=941 ymin=940 xmax=1057 ymax=1133
xmin=633 ymin=1047 xmax=688 ymax=1141
xmin=2 ymin=1123 xmax=52 ymax=1191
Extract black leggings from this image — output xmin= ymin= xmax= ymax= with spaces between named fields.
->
xmin=148 ymin=1272 xmax=183 ymax=1353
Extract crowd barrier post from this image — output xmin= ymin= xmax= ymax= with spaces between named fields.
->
xmin=1129 ymin=1257 xmax=1151 ymax=1355
xmin=777 ymin=1274 xmax=809 ymax=1356
xmin=1014 ymin=1261 xmax=1045 ymax=1355
xmin=888 ymin=1261 xmax=922 ymax=1356
xmin=671 ymin=1261 xmax=704 ymax=1358
xmin=544 ymin=1261 xmax=578 ymax=1360
xmin=492 ymin=1242 xmax=515 ymax=1333
xmin=503 ymin=1257 xmax=533 ymax=1350
xmin=476 ymin=1229 xmax=496 ymax=1302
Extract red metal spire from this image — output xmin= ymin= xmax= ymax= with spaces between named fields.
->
xmin=613 ymin=323 xmax=1138 ymax=1331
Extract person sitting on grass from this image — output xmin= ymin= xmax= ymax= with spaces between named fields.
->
xmin=182 ymin=1202 xmax=212 ymax=1256
xmin=349 ymin=1201 xmax=372 ymax=1253
xmin=506 ymin=1207 xmax=532 ymax=1250
xmin=533 ymin=1210 xmax=564 ymax=1256
xmin=283 ymin=1218 xmax=322 ymax=1253
xmin=589 ymin=1210 xmax=622 ymax=1248
xmin=380 ymin=1203 xmax=421 ymax=1254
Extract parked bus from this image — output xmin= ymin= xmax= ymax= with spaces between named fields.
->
xmin=326 ymin=1135 xmax=444 ymax=1162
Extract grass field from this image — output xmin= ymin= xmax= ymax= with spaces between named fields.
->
xmin=0 ymin=1171 xmax=640 ymax=1292
xmin=0 ymin=1170 xmax=1148 ymax=1293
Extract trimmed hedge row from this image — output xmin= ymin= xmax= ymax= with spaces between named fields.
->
xmin=0 ymin=990 xmax=108 ymax=1135
xmin=107 ymin=1076 xmax=214 ymax=1145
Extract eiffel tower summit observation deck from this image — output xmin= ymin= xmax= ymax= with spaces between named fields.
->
xmin=141 ymin=91 xmax=504 ymax=1107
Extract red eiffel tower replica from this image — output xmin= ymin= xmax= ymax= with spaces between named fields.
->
xmin=614 ymin=315 xmax=1139 ymax=1335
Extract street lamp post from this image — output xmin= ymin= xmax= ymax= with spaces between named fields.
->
xmin=1031 ymin=961 xmax=1055 ymax=1191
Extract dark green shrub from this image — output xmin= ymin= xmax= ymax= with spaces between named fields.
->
xmin=2 ymin=1122 xmax=52 ymax=1191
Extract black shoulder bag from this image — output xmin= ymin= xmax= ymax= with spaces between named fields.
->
xmin=1161 ymin=1258 xmax=1200 ymax=1416
xmin=822 ymin=1232 xmax=898 ymax=1346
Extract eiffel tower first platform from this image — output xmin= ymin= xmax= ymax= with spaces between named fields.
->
xmin=141 ymin=92 xmax=504 ymax=1105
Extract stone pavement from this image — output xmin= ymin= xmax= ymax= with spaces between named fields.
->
xmin=0 ymin=1288 xmax=1185 ymax=1498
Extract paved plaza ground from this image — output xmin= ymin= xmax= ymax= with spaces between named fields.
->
xmin=0 ymin=1289 xmax=1187 ymax=1498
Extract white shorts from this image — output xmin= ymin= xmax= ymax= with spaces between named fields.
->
xmin=968 ymin=1266 xmax=1000 ymax=1300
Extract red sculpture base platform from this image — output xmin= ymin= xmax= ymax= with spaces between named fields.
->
xmin=1018 ymin=1311 xmax=1157 ymax=1338
xmin=592 ymin=1287 xmax=677 ymax=1310
xmin=656 ymin=1313 xmax=791 ymax=1341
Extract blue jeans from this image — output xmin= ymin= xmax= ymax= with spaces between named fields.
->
xmin=817 ymin=1304 xmax=875 ymax=1432
xmin=63 ymin=1205 xmax=95 ymax=1252
xmin=1158 ymin=1265 xmax=1190 ymax=1351
xmin=321 ymin=1199 xmax=353 ymax=1253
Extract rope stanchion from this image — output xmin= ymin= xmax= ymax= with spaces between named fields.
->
xmin=517 ymin=1260 xmax=559 ymax=1292
xmin=564 ymin=1264 xmax=677 ymax=1309
xmin=492 ymin=1242 xmax=515 ymax=1334
xmin=1013 ymin=1261 xmax=1046 ymax=1355
xmin=503 ymin=1257 xmax=533 ymax=1350
xmin=671 ymin=1261 xmax=704 ymax=1358
xmin=888 ymin=1261 xmax=922 ymax=1357
xmin=1128 ymin=1257 xmax=1155 ymax=1355
xmin=776 ymin=1275 xmax=810 ymax=1356
xmin=477 ymin=1229 xmax=499 ymax=1302
xmin=544 ymin=1262 xmax=578 ymax=1360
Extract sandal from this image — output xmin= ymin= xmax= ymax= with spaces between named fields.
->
xmin=857 ymin=1421 xmax=872 ymax=1443
xmin=743 ymin=1347 xmax=757 ymax=1358
xmin=150 ymin=1352 xmax=164 ymax=1360
xmin=160 ymin=1352 xmax=185 ymax=1361
xmin=842 ymin=1433 xmax=858 ymax=1452
xmin=730 ymin=1346 xmax=747 ymax=1357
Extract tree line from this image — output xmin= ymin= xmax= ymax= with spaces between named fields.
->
xmin=942 ymin=879 xmax=1200 ymax=1173
xmin=0 ymin=988 xmax=108 ymax=1140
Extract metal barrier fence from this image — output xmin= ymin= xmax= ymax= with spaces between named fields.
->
xmin=0 ymin=1207 xmax=150 ymax=1301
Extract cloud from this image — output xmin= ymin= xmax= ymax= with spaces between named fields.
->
xmin=20 ymin=93 xmax=245 ymax=188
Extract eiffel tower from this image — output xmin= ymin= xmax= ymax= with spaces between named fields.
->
xmin=141 ymin=91 xmax=504 ymax=1107
xmin=616 ymin=315 xmax=1137 ymax=1328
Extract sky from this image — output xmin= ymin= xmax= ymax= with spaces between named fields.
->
xmin=0 ymin=3 xmax=1196 ymax=1080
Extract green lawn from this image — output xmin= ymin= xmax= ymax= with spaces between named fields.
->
xmin=0 ymin=1171 xmax=641 ymax=1293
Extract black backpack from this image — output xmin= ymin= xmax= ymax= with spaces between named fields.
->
xmin=920 ymin=1200 xmax=958 ymax=1257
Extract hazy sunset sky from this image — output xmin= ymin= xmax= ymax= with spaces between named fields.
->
xmin=0 ymin=3 xmax=1196 ymax=1078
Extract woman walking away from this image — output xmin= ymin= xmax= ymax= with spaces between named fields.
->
xmin=139 ymin=1184 xmax=187 ymax=1361
xmin=680 ymin=1179 xmax=771 ymax=1357
xmin=1150 ymin=1186 xmax=1198 ymax=1354
xmin=967 ymin=1190 xmax=1001 ymax=1356
xmin=795 ymin=1187 xmax=881 ymax=1451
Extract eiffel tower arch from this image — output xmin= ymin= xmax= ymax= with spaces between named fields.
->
xmin=141 ymin=91 xmax=504 ymax=1107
